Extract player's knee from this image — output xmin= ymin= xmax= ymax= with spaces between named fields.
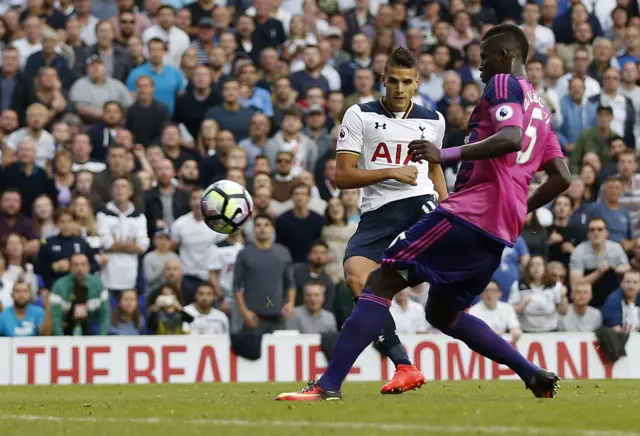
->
xmin=364 ymin=266 xmax=405 ymax=300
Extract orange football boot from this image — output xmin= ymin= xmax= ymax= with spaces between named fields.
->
xmin=380 ymin=364 xmax=427 ymax=394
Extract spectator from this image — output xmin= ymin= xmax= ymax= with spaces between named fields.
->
xmin=618 ymin=24 xmax=640 ymax=67
xmin=548 ymin=194 xmax=584 ymax=270
xmin=108 ymin=0 xmax=151 ymax=39
xmin=32 ymin=194 xmax=57 ymax=239
xmin=0 ymin=281 xmax=52 ymax=337
xmin=292 ymin=240 xmax=335 ymax=309
xmin=209 ymin=229 xmax=244 ymax=310
xmin=238 ymin=62 xmax=273 ymax=117
xmin=77 ymin=20 xmax=132 ymax=84
xmin=492 ymin=236 xmax=530 ymax=302
xmin=286 ymin=280 xmax=337 ymax=334
xmin=525 ymin=59 xmax=562 ymax=129
xmin=204 ymin=78 xmax=256 ymax=142
xmin=2 ymin=233 xmax=39 ymax=298
xmin=616 ymin=150 xmax=640 ymax=233
xmin=0 ymin=46 xmax=27 ymax=114
xmin=69 ymin=55 xmax=132 ymax=123
xmin=557 ymin=47 xmax=601 ymax=100
xmin=69 ymin=0 xmax=99 ymax=46
xmin=234 ymin=214 xmax=294 ymax=334
xmin=570 ymin=217 xmax=630 ymax=307
xmin=390 ymin=288 xmax=430 ymax=334
xmin=557 ymin=77 xmax=597 ymax=151
xmin=248 ymin=0 xmax=286 ymax=65
xmin=173 ymin=65 xmax=219 ymax=140
xmin=290 ymin=45 xmax=330 ymax=97
xmin=590 ymin=176 xmax=634 ymax=249
xmin=71 ymin=133 xmax=106 ymax=173
xmin=468 ymin=280 xmax=522 ymax=342
xmin=436 ymin=71 xmax=468 ymax=119
xmin=109 ymin=289 xmax=146 ymax=335
xmin=96 ymin=177 xmax=149 ymax=294
xmin=143 ymin=227 xmax=180 ymax=293
xmin=589 ymin=67 xmax=636 ymax=148
xmin=340 ymin=188 xmax=361 ymax=223
xmin=85 ymin=101 xmax=121 ymax=162
xmin=142 ymin=5 xmax=189 ymax=68
xmin=316 ymin=156 xmax=339 ymax=201
xmin=520 ymin=1 xmax=555 ymax=54
xmin=0 ymin=190 xmax=39 ymax=256
xmin=4 ymin=103 xmax=56 ymax=170
xmin=0 ymin=138 xmax=57 ymax=217
xmin=556 ymin=21 xmax=594 ymax=71
xmin=50 ymin=253 xmax=109 ymax=336
xmin=343 ymin=69 xmax=380 ymax=115
xmin=125 ymin=75 xmax=171 ymax=147
xmin=148 ymin=282 xmax=192 ymax=334
xmin=126 ymin=38 xmax=185 ymax=116
xmin=171 ymin=187 xmax=225 ymax=295
xmin=183 ymin=283 xmax=229 ymax=334
xmin=12 ymin=15 xmax=46 ymax=68
xmin=602 ymin=270 xmax=640 ymax=332
xmin=112 ymin=10 xmax=137 ymax=50
xmin=145 ymin=158 xmax=189 ymax=237
xmin=509 ymin=256 xmax=569 ymax=333
xmin=558 ymin=282 xmax=602 ymax=332
xmin=23 ymin=26 xmax=75 ymax=91
xmin=34 ymin=209 xmax=95 ymax=289
xmin=265 ymin=107 xmax=317 ymax=173
xmin=570 ymin=106 xmax=616 ymax=174
xmin=587 ymin=37 xmax=618 ymax=85
xmin=238 ymin=113 xmax=271 ymax=174
xmin=276 ymin=183 xmax=324 ymax=263
xmin=90 ymin=145 xmax=145 ymax=213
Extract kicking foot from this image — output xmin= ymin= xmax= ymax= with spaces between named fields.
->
xmin=526 ymin=369 xmax=560 ymax=398
xmin=275 ymin=380 xmax=343 ymax=402
xmin=381 ymin=364 xmax=427 ymax=395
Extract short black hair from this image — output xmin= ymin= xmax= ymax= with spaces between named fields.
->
xmin=385 ymin=46 xmax=418 ymax=71
xmin=482 ymin=23 xmax=529 ymax=62
xmin=597 ymin=105 xmax=614 ymax=116
xmin=254 ymin=213 xmax=274 ymax=226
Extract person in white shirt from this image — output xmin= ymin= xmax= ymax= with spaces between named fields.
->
xmin=619 ymin=61 xmax=640 ymax=150
xmin=142 ymin=5 xmax=190 ymax=67
xmin=558 ymin=282 xmax=602 ymax=332
xmin=5 ymin=104 xmax=56 ymax=169
xmin=589 ymin=67 xmax=635 ymax=142
xmin=417 ymin=53 xmax=444 ymax=103
xmin=12 ymin=15 xmax=46 ymax=68
xmin=171 ymin=187 xmax=226 ymax=290
xmin=390 ymin=289 xmax=430 ymax=334
xmin=526 ymin=59 xmax=563 ymax=130
xmin=69 ymin=0 xmax=99 ymax=46
xmin=183 ymin=283 xmax=230 ymax=334
xmin=509 ymin=256 xmax=569 ymax=333
xmin=209 ymin=229 xmax=244 ymax=302
xmin=556 ymin=47 xmax=601 ymax=100
xmin=469 ymin=280 xmax=522 ymax=343
xmin=520 ymin=2 xmax=555 ymax=55
xmin=97 ymin=178 xmax=150 ymax=293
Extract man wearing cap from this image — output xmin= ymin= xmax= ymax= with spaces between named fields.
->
xmin=325 ymin=27 xmax=350 ymax=69
xmin=126 ymin=38 xmax=185 ymax=115
xmin=69 ymin=54 xmax=132 ymax=123
xmin=24 ymin=26 xmax=75 ymax=90
xmin=143 ymin=227 xmax=180 ymax=296
xmin=142 ymin=5 xmax=190 ymax=68
xmin=76 ymin=20 xmax=132 ymax=84
xmin=303 ymin=104 xmax=332 ymax=158
xmin=189 ymin=17 xmax=216 ymax=65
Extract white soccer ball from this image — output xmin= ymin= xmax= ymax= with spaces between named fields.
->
xmin=201 ymin=180 xmax=254 ymax=234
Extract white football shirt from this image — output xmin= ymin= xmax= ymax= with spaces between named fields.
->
xmin=468 ymin=301 xmax=521 ymax=335
xmin=182 ymin=304 xmax=230 ymax=334
xmin=337 ymin=100 xmax=445 ymax=214
xmin=209 ymin=241 xmax=244 ymax=298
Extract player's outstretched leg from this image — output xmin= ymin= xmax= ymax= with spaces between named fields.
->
xmin=275 ymin=266 xmax=408 ymax=401
xmin=345 ymin=257 xmax=426 ymax=395
xmin=425 ymin=295 xmax=560 ymax=398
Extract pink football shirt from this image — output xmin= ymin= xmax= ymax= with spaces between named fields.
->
xmin=439 ymin=74 xmax=564 ymax=246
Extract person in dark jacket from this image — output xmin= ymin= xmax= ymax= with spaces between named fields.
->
xmin=34 ymin=209 xmax=98 ymax=289
xmin=0 ymin=137 xmax=57 ymax=217
xmin=23 ymin=27 xmax=76 ymax=91
xmin=145 ymin=158 xmax=190 ymax=238
xmin=602 ymin=270 xmax=640 ymax=332
xmin=86 ymin=101 xmax=123 ymax=161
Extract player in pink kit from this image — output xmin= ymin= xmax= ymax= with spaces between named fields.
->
xmin=276 ymin=24 xmax=571 ymax=402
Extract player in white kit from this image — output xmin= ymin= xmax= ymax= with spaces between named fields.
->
xmin=335 ymin=47 xmax=448 ymax=394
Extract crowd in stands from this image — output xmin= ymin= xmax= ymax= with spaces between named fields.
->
xmin=0 ymin=0 xmax=640 ymax=340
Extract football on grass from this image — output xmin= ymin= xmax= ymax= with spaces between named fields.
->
xmin=201 ymin=180 xmax=254 ymax=234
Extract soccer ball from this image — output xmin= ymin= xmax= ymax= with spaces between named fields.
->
xmin=201 ymin=180 xmax=254 ymax=234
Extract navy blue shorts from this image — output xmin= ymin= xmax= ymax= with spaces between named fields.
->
xmin=344 ymin=194 xmax=437 ymax=264
xmin=381 ymin=209 xmax=505 ymax=311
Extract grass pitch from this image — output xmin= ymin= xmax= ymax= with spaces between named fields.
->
xmin=0 ymin=380 xmax=639 ymax=436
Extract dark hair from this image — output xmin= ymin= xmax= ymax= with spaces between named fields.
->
xmin=291 ymin=181 xmax=311 ymax=196
xmin=157 ymin=4 xmax=175 ymax=13
xmin=254 ymin=213 xmax=274 ymax=226
xmin=618 ymin=148 xmax=637 ymax=160
xmin=597 ymin=105 xmax=614 ymax=116
xmin=605 ymin=175 xmax=624 ymax=185
xmin=55 ymin=207 xmax=74 ymax=222
xmin=526 ymin=58 xmax=544 ymax=68
xmin=587 ymin=216 xmax=608 ymax=230
xmin=385 ymin=46 xmax=418 ymax=70
xmin=324 ymin=197 xmax=348 ymax=226
xmin=103 ymin=100 xmax=123 ymax=111
xmin=282 ymin=106 xmax=303 ymax=119
xmin=111 ymin=289 xmax=142 ymax=329
xmin=223 ymin=76 xmax=240 ymax=86
xmin=482 ymin=23 xmax=529 ymax=61
xmin=310 ymin=239 xmax=329 ymax=251
xmin=147 ymin=37 xmax=168 ymax=50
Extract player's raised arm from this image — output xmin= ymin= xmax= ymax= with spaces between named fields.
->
xmin=336 ymin=105 xmax=417 ymax=188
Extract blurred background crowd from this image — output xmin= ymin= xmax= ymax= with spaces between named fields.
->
xmin=0 ymin=0 xmax=639 ymax=340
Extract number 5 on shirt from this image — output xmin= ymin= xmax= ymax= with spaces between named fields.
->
xmin=516 ymin=107 xmax=544 ymax=165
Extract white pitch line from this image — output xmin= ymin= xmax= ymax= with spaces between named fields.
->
xmin=0 ymin=414 xmax=637 ymax=436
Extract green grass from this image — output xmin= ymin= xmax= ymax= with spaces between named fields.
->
xmin=0 ymin=380 xmax=639 ymax=436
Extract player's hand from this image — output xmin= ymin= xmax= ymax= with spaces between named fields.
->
xmin=243 ymin=310 xmax=259 ymax=329
xmin=597 ymin=259 xmax=610 ymax=273
xmin=408 ymin=140 xmax=441 ymax=163
xmin=391 ymin=166 xmax=418 ymax=185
